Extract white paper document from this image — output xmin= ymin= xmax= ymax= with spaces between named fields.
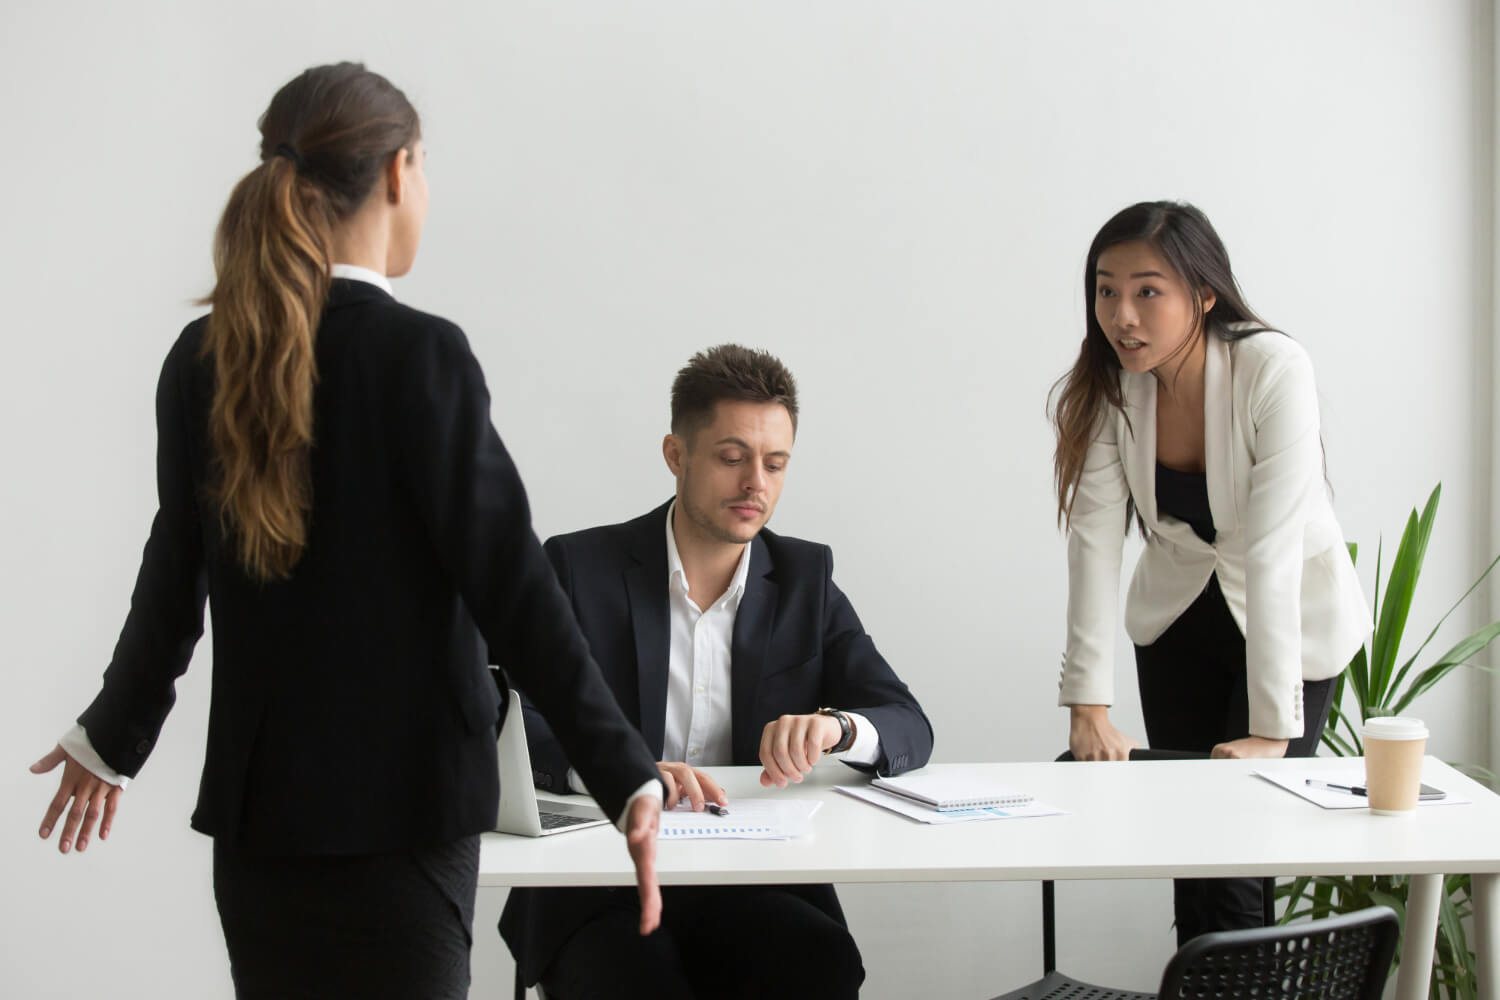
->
xmin=659 ymin=798 xmax=822 ymax=840
xmin=837 ymin=783 xmax=1065 ymax=824
xmin=1254 ymin=766 xmax=1470 ymax=809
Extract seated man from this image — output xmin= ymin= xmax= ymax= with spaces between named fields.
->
xmin=500 ymin=344 xmax=933 ymax=999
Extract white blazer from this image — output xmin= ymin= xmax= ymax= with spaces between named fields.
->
xmin=1060 ymin=328 xmax=1370 ymax=740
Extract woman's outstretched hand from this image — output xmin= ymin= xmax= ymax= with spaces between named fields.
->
xmin=32 ymin=745 xmax=122 ymax=854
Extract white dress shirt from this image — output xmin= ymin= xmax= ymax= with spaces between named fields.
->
xmin=663 ymin=499 xmax=751 ymax=766
xmin=330 ymin=262 xmax=393 ymax=293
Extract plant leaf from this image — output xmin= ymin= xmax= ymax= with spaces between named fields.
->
xmin=1369 ymin=487 xmax=1440 ymax=707
xmin=1389 ymin=622 xmax=1500 ymax=715
xmin=1320 ymin=728 xmax=1358 ymax=757
xmin=1319 ymin=679 xmax=1354 ymax=755
xmin=1346 ymin=645 xmax=1371 ymax=722
xmin=1372 ymin=536 xmax=1384 ymax=628
xmin=1277 ymin=875 xmax=1313 ymax=924
xmin=1386 ymin=552 xmax=1500 ymax=699
xmin=1437 ymin=889 xmax=1475 ymax=999
xmin=1368 ymin=888 xmax=1407 ymax=926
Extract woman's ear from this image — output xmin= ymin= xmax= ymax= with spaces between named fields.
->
xmin=1201 ymin=287 xmax=1218 ymax=315
xmin=385 ymin=148 xmax=409 ymax=206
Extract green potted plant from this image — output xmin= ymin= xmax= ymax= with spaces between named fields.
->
xmin=1278 ymin=483 xmax=1500 ymax=1000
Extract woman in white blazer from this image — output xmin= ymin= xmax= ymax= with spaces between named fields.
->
xmin=1051 ymin=201 xmax=1369 ymax=943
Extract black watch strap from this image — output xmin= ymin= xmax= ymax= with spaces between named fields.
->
xmin=818 ymin=707 xmax=853 ymax=754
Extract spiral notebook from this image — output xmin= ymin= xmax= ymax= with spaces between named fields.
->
xmin=870 ymin=773 xmax=1034 ymax=812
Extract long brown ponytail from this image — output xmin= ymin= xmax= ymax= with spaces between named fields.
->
xmin=203 ymin=63 xmax=419 ymax=580
xmin=1049 ymin=201 xmax=1268 ymax=529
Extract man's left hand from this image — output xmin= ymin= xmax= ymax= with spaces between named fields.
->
xmin=759 ymin=713 xmax=842 ymax=787
xmin=1210 ymin=736 xmax=1289 ymax=759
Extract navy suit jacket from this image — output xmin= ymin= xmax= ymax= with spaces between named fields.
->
xmin=500 ymin=500 xmax=933 ymax=983
xmin=75 ymin=280 xmax=659 ymax=854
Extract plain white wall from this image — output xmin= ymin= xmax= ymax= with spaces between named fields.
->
xmin=2 ymin=1 xmax=1490 ymax=996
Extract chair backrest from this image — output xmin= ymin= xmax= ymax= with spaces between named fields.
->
xmin=1157 ymin=906 xmax=1400 ymax=1000
xmin=1055 ymin=748 xmax=1208 ymax=762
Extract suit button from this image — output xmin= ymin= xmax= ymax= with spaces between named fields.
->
xmin=134 ymin=740 xmax=150 ymax=755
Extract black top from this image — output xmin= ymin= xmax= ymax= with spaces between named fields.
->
xmin=77 ymin=279 xmax=659 ymax=854
xmin=1155 ymin=461 xmax=1216 ymax=544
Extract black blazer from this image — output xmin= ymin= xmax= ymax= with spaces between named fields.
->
xmin=76 ymin=279 xmax=659 ymax=855
xmin=500 ymin=500 xmax=934 ymax=983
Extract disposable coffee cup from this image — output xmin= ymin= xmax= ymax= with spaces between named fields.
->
xmin=1362 ymin=716 xmax=1429 ymax=815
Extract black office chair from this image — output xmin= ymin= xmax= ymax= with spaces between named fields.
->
xmin=1157 ymin=905 xmax=1399 ymax=999
xmin=990 ymin=748 xmax=1204 ymax=1000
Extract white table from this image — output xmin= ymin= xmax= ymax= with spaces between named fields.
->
xmin=481 ymin=757 xmax=1500 ymax=1000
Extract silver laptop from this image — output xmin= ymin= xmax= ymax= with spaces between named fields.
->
xmin=495 ymin=687 xmax=612 ymax=837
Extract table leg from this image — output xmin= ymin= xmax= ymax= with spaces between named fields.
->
xmin=1476 ymin=873 xmax=1499 ymax=1000
xmin=1394 ymin=873 xmax=1441 ymax=1000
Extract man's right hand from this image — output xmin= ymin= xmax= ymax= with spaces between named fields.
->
xmin=625 ymin=793 xmax=662 ymax=935
xmin=1068 ymin=705 xmax=1139 ymax=761
xmin=656 ymin=761 xmax=728 ymax=813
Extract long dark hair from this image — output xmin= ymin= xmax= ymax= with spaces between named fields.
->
xmin=1050 ymin=201 xmax=1269 ymax=528
xmin=202 ymin=62 xmax=420 ymax=581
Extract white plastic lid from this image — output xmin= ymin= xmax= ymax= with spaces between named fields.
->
xmin=1362 ymin=716 xmax=1429 ymax=741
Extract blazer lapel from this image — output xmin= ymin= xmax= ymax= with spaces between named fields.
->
xmin=625 ymin=509 xmax=671 ymax=758
xmin=1120 ymin=369 xmax=1158 ymax=528
xmin=730 ymin=540 xmax=777 ymax=764
xmin=1203 ymin=335 xmax=1239 ymax=536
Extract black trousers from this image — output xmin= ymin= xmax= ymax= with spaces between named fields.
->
xmin=1134 ymin=574 xmax=1337 ymax=947
xmin=538 ymin=883 xmax=865 ymax=1000
xmin=213 ymin=835 xmax=480 ymax=999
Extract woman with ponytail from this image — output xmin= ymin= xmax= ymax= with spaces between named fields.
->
xmin=1052 ymin=201 xmax=1369 ymax=942
xmin=31 ymin=62 xmax=664 ymax=998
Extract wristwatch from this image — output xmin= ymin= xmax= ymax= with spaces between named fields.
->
xmin=817 ymin=707 xmax=855 ymax=755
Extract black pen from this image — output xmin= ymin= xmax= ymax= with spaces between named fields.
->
xmin=705 ymin=802 xmax=730 ymax=816
xmin=1306 ymin=779 xmax=1367 ymax=796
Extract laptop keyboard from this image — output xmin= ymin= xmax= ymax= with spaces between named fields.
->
xmin=539 ymin=810 xmax=599 ymax=830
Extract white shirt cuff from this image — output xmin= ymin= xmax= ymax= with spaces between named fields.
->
xmin=567 ymin=767 xmax=588 ymax=795
xmin=835 ymin=711 xmax=880 ymax=766
xmin=616 ymin=778 xmax=666 ymax=833
xmin=58 ymin=724 xmax=129 ymax=790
